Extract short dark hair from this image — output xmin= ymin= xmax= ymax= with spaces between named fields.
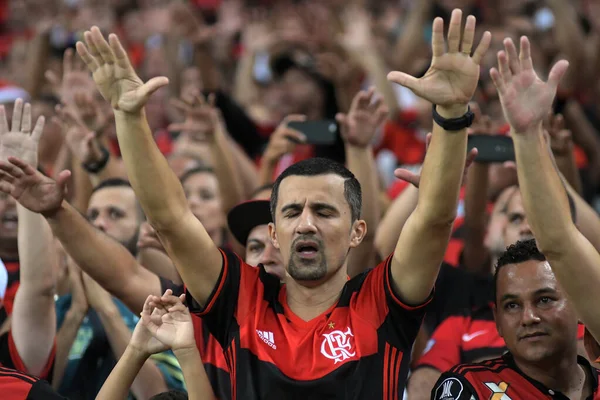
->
xmin=493 ymin=239 xmax=547 ymax=303
xmin=91 ymin=178 xmax=132 ymax=194
xmin=180 ymin=166 xmax=215 ymax=185
xmin=90 ymin=178 xmax=145 ymax=222
xmin=149 ymin=390 xmax=188 ymax=400
xmin=270 ymin=157 xmax=361 ymax=222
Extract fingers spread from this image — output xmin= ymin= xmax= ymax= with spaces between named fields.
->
xmin=497 ymin=51 xmax=512 ymax=82
xmin=32 ymin=116 xmax=45 ymax=142
xmin=472 ymin=31 xmax=491 ymax=65
xmin=0 ymin=106 xmax=8 ymax=134
xmin=11 ymin=98 xmax=23 ymax=132
xmin=22 ymin=103 xmax=32 ymax=133
xmin=547 ymin=60 xmax=569 ymax=92
xmin=519 ymin=36 xmax=533 ymax=70
xmin=461 ymin=15 xmax=476 ymax=55
xmin=431 ymin=17 xmax=445 ymax=58
xmin=387 ymin=71 xmax=419 ymax=93
xmin=108 ymin=33 xmax=132 ymax=70
xmin=489 ymin=67 xmax=505 ymax=94
xmin=76 ymin=41 xmax=99 ymax=71
xmin=447 ymin=9 xmax=463 ymax=53
xmin=504 ymin=38 xmax=520 ymax=75
xmin=90 ymin=26 xmax=116 ymax=65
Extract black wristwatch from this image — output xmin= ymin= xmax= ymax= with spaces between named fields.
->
xmin=432 ymin=105 xmax=475 ymax=131
xmin=82 ymin=147 xmax=110 ymax=174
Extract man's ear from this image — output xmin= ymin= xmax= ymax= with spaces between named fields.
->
xmin=268 ymin=222 xmax=279 ymax=249
xmin=349 ymin=219 xmax=367 ymax=249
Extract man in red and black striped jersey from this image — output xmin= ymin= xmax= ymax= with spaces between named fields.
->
xmin=432 ymin=239 xmax=600 ymax=400
xmin=0 ymin=366 xmax=67 ymax=400
xmin=70 ymin=10 xmax=490 ymax=400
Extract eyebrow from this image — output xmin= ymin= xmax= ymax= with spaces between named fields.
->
xmin=280 ymin=202 xmax=339 ymax=215
xmin=500 ymin=287 xmax=557 ymax=303
xmin=246 ymin=238 xmax=265 ymax=246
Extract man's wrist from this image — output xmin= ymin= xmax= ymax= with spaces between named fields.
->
xmin=125 ymin=344 xmax=152 ymax=361
xmin=42 ymin=199 xmax=68 ymax=220
xmin=173 ymin=346 xmax=200 ymax=361
xmin=436 ymin=104 xmax=469 ymax=119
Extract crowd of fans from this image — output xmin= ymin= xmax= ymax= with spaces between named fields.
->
xmin=3 ymin=0 xmax=600 ymax=399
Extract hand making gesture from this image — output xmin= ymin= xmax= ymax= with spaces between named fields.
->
xmin=489 ymin=36 xmax=569 ymax=133
xmin=336 ymin=87 xmax=389 ymax=148
xmin=75 ymin=27 xmax=169 ymax=113
xmin=0 ymin=99 xmax=44 ymax=167
xmin=388 ymin=9 xmax=491 ymax=115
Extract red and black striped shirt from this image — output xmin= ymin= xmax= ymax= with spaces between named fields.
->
xmin=0 ymin=366 xmax=66 ymax=400
xmin=186 ymin=249 xmax=429 ymax=400
xmin=431 ymin=353 xmax=600 ymax=400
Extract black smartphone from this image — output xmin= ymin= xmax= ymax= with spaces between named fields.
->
xmin=287 ymin=120 xmax=339 ymax=145
xmin=467 ymin=134 xmax=515 ymax=163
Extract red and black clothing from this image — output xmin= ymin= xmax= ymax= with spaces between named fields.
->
xmin=0 ymin=366 xmax=66 ymax=400
xmin=416 ymin=304 xmax=505 ymax=373
xmin=0 ymin=330 xmax=55 ymax=382
xmin=186 ymin=249 xmax=430 ymax=400
xmin=431 ymin=353 xmax=600 ymax=400
xmin=160 ymin=278 xmax=231 ymax=400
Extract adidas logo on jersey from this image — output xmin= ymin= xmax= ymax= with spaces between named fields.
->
xmin=257 ymin=330 xmax=277 ymax=349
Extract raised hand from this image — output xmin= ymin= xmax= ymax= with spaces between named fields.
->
xmin=387 ymin=9 xmax=491 ymax=112
xmin=394 ymin=133 xmax=478 ymax=188
xmin=0 ymin=99 xmax=44 ymax=168
xmin=489 ymin=36 xmax=569 ymax=133
xmin=54 ymin=103 xmax=104 ymax=165
xmin=45 ymin=48 xmax=97 ymax=105
xmin=544 ymin=113 xmax=573 ymax=157
xmin=168 ymin=93 xmax=219 ymax=141
xmin=262 ymin=115 xmax=307 ymax=165
xmin=0 ymin=157 xmax=70 ymax=217
xmin=76 ymin=27 xmax=169 ymax=113
xmin=139 ymin=290 xmax=195 ymax=353
xmin=336 ymin=88 xmax=388 ymax=148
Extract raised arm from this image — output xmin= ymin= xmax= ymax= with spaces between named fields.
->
xmin=0 ymin=157 xmax=161 ymax=314
xmin=75 ymin=27 xmax=222 ymax=306
xmin=489 ymin=36 xmax=600 ymax=340
xmin=387 ymin=10 xmax=490 ymax=305
xmin=0 ymin=101 xmax=57 ymax=377
xmin=338 ymin=88 xmax=388 ymax=276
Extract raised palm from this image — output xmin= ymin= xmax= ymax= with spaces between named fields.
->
xmin=489 ymin=36 xmax=569 ymax=134
xmin=76 ymin=26 xmax=168 ymax=113
xmin=388 ymin=9 xmax=491 ymax=107
xmin=337 ymin=88 xmax=388 ymax=148
xmin=0 ymin=99 xmax=44 ymax=167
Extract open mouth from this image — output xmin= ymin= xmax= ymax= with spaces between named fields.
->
xmin=294 ymin=241 xmax=319 ymax=257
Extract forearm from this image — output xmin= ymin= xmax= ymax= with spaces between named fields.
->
xmin=513 ymin=126 xmax=573 ymax=250
xmin=352 ymin=50 xmax=400 ymax=116
xmin=392 ymin=0 xmax=431 ymax=71
xmin=554 ymin=150 xmax=583 ymax=195
xmin=96 ymin=345 xmax=149 ymax=400
xmin=233 ymin=50 xmax=258 ymax=108
xmin=258 ymin=158 xmax=277 ymax=186
xmin=97 ymin=307 xmax=167 ymax=399
xmin=227 ymin=135 xmax=259 ymax=199
xmin=174 ymin=348 xmax=216 ymax=400
xmin=407 ymin=367 xmax=442 ymax=400
xmin=70 ymin=158 xmax=93 ymax=213
xmin=47 ymin=201 xmax=155 ymax=313
xmin=23 ymin=32 xmax=50 ymax=98
xmin=566 ymin=177 xmax=600 ymax=252
xmin=346 ymin=145 xmax=379 ymax=275
xmin=463 ymin=163 xmax=491 ymax=274
xmin=209 ymin=128 xmax=244 ymax=213
xmin=13 ymin=205 xmax=57 ymax=376
xmin=137 ymin=248 xmax=182 ymax=284
xmin=194 ymin=44 xmax=220 ymax=92
xmin=53 ymin=308 xmax=86 ymax=389
xmin=374 ymin=184 xmax=419 ymax=257
xmin=415 ymin=109 xmax=468 ymax=223
xmin=114 ymin=110 xmax=189 ymax=229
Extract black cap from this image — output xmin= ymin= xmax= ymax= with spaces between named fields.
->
xmin=227 ymin=200 xmax=272 ymax=246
